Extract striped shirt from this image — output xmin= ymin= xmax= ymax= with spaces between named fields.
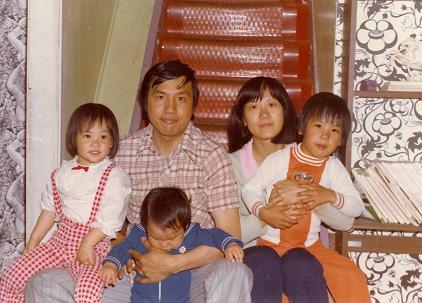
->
xmin=114 ymin=123 xmax=239 ymax=228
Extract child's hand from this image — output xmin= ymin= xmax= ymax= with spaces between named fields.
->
xmin=77 ymin=242 xmax=96 ymax=265
xmin=23 ymin=241 xmax=37 ymax=255
xmin=225 ymin=243 xmax=244 ymax=262
xmin=99 ymin=262 xmax=118 ymax=287
xmin=296 ymin=183 xmax=336 ymax=211
xmin=259 ymin=205 xmax=305 ymax=229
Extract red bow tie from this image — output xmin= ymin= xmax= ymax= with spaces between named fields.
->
xmin=71 ymin=165 xmax=89 ymax=172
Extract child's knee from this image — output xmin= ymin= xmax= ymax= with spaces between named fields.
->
xmin=2 ymin=262 xmax=24 ymax=284
xmin=282 ymin=248 xmax=323 ymax=274
xmin=74 ymin=279 xmax=103 ymax=303
xmin=244 ymin=245 xmax=280 ymax=270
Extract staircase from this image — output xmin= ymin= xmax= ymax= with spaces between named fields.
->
xmin=149 ymin=0 xmax=314 ymax=145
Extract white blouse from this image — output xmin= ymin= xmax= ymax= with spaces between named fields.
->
xmin=40 ymin=157 xmax=132 ymax=238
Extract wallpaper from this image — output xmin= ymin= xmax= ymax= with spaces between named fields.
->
xmin=0 ymin=0 xmax=26 ymax=274
xmin=333 ymin=0 xmax=349 ymax=97
xmin=351 ymin=238 xmax=422 ymax=303
xmin=335 ymin=1 xmax=422 ymax=302
xmin=351 ymin=0 xmax=422 ymax=167
xmin=352 ymin=97 xmax=422 ymax=167
xmin=354 ymin=0 xmax=422 ymax=89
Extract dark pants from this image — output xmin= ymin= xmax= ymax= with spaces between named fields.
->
xmin=244 ymin=246 xmax=329 ymax=303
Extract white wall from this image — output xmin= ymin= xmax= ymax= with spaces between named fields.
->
xmin=96 ymin=0 xmax=155 ymax=135
xmin=26 ymin=0 xmax=62 ymax=240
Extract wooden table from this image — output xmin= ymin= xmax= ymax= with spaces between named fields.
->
xmin=335 ymin=217 xmax=422 ymax=256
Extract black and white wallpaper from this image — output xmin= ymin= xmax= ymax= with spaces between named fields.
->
xmin=335 ymin=1 xmax=422 ymax=302
xmin=354 ymin=0 xmax=422 ymax=90
xmin=352 ymin=97 xmax=422 ymax=168
xmin=0 ymin=0 xmax=26 ymax=274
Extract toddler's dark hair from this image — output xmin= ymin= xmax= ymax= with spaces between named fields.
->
xmin=141 ymin=187 xmax=191 ymax=231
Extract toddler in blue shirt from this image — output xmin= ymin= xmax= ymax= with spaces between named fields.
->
xmin=100 ymin=187 xmax=243 ymax=303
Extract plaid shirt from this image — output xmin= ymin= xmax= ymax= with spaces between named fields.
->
xmin=114 ymin=123 xmax=239 ymax=228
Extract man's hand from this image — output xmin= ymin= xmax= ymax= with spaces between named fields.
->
xmin=129 ymin=239 xmax=176 ymax=284
xmin=296 ymin=183 xmax=336 ymax=210
xmin=76 ymin=242 xmax=96 ymax=265
xmin=118 ymin=240 xmax=160 ymax=278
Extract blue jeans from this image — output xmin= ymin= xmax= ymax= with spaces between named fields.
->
xmin=244 ymin=246 xmax=329 ymax=303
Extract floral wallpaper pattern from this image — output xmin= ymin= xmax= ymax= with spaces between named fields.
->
xmin=352 ymin=97 xmax=422 ymax=167
xmin=333 ymin=0 xmax=349 ymax=97
xmin=335 ymin=1 xmax=422 ymax=302
xmin=354 ymin=0 xmax=422 ymax=89
xmin=0 ymin=0 xmax=26 ymax=275
xmin=351 ymin=248 xmax=422 ymax=303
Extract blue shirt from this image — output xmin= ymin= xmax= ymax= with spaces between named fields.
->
xmin=104 ymin=222 xmax=242 ymax=303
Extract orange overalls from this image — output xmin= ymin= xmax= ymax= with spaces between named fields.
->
xmin=258 ymin=149 xmax=370 ymax=303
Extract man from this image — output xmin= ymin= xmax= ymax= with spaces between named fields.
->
xmin=25 ymin=60 xmax=252 ymax=303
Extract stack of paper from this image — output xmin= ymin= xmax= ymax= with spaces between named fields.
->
xmin=352 ymin=162 xmax=422 ymax=226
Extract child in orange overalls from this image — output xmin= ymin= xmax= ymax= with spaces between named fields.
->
xmin=0 ymin=103 xmax=131 ymax=303
xmin=242 ymin=92 xmax=371 ymax=303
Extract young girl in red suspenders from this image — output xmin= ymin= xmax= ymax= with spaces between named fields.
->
xmin=0 ymin=103 xmax=131 ymax=303
xmin=243 ymin=92 xmax=371 ymax=303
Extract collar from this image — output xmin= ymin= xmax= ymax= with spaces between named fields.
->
xmin=135 ymin=124 xmax=154 ymax=153
xmin=136 ymin=123 xmax=201 ymax=164
xmin=239 ymin=139 xmax=258 ymax=179
xmin=178 ymin=123 xmax=202 ymax=163
xmin=69 ymin=156 xmax=110 ymax=170
xmin=293 ymin=143 xmax=328 ymax=166
xmin=184 ymin=222 xmax=196 ymax=236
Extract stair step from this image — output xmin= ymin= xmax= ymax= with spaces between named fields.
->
xmin=158 ymin=38 xmax=312 ymax=79
xmin=150 ymin=0 xmax=314 ymax=144
xmin=163 ymin=2 xmax=310 ymax=41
